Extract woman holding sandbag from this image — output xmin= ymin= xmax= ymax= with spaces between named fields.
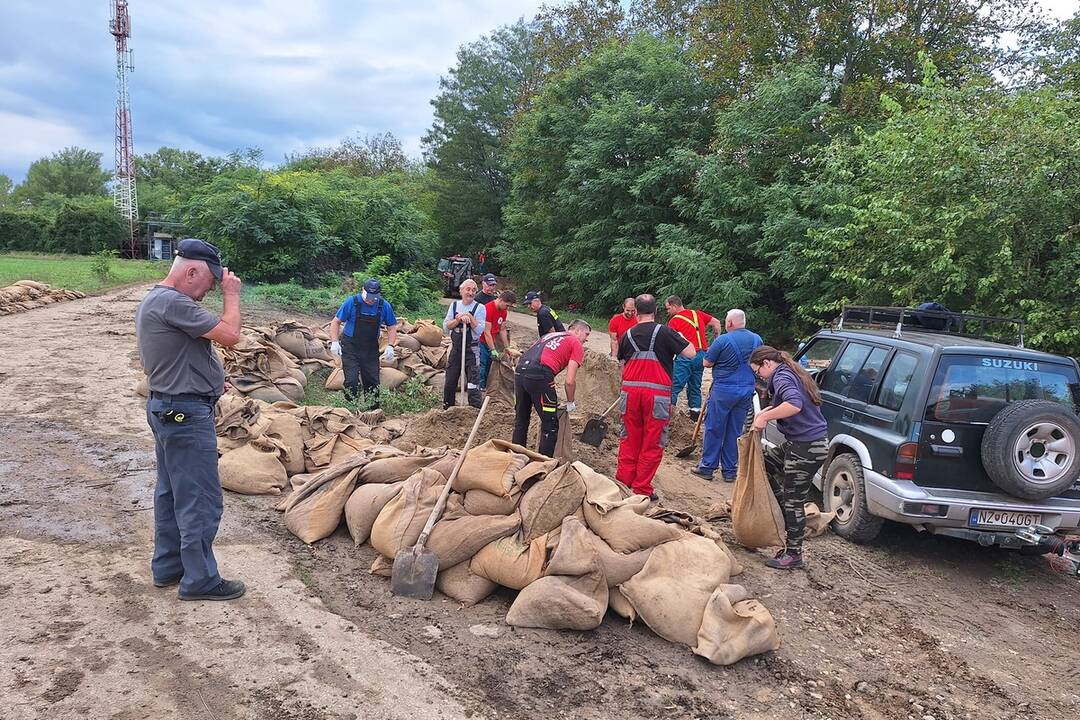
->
xmin=748 ymin=346 xmax=828 ymax=570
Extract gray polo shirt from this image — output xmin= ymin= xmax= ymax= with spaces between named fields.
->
xmin=135 ymin=285 xmax=225 ymax=396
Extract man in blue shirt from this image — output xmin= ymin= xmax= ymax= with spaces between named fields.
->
xmin=329 ymin=278 xmax=397 ymax=407
xmin=692 ymin=309 xmax=762 ymax=482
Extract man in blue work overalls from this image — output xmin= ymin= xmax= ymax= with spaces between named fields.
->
xmin=330 ymin=278 xmax=398 ymax=408
xmin=693 ymin=309 xmax=762 ymax=482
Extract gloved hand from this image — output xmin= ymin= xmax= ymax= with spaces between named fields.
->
xmin=330 ymin=341 xmax=342 ymax=357
xmin=490 ymin=348 xmax=501 ymax=359
xmin=382 ymin=345 xmax=396 ymax=362
xmin=565 ymin=400 xmax=577 ymax=413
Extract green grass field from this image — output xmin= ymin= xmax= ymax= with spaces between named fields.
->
xmin=0 ymin=252 xmax=165 ymax=293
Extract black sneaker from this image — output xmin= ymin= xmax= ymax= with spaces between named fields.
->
xmin=179 ymin=579 xmax=246 ymax=601
xmin=153 ymin=574 xmax=182 ymax=588
xmin=688 ymin=409 xmax=701 ymax=422
xmin=722 ymin=473 xmax=737 ymax=483
xmin=649 ymin=493 xmax=659 ymax=502
xmin=690 ymin=466 xmax=714 ymax=480
xmin=765 ymin=550 xmax=804 ymax=570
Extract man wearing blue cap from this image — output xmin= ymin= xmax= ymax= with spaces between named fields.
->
xmin=135 ymin=238 xmax=246 ymax=601
xmin=329 ymin=278 xmax=398 ymax=407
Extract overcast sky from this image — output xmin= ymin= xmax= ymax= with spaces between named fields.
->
xmin=1 ymin=0 xmax=1077 ymax=182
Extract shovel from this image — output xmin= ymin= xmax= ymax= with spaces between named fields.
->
xmin=676 ymin=405 xmax=706 ymax=458
xmin=459 ymin=324 xmax=468 ymax=407
xmin=580 ymin=397 xmax=620 ymax=447
xmin=391 ymin=395 xmax=490 ymax=599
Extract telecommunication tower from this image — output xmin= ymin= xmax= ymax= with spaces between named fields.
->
xmin=109 ymin=0 xmax=138 ymax=256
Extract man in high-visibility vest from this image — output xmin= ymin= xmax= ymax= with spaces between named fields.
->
xmin=617 ymin=295 xmax=697 ymax=499
xmin=664 ymin=296 xmax=723 ymax=421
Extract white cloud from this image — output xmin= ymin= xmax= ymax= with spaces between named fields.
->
xmin=0 ymin=110 xmax=101 ymax=169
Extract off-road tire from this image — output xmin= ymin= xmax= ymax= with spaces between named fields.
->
xmin=824 ymin=454 xmax=885 ymax=543
xmin=981 ymin=400 xmax=1080 ymax=501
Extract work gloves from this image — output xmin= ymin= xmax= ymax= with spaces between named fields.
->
xmin=382 ymin=345 xmax=396 ymax=362
xmin=565 ymin=400 xmax=577 ymax=413
xmin=490 ymin=348 xmax=501 ymax=360
xmin=330 ymin=341 xmax=342 ymax=357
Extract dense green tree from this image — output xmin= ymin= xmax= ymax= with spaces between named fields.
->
xmin=0 ymin=174 xmax=13 ymax=207
xmin=0 ymin=209 xmax=51 ymax=251
xmin=283 ymin=132 xmax=410 ymax=177
xmin=794 ymin=65 xmax=1080 ymax=354
xmin=502 ymin=35 xmax=714 ymax=312
xmin=423 ymin=21 xmax=540 ymax=259
xmin=13 ymin=147 xmax=110 ymax=206
xmin=47 ymin=196 xmax=126 ymax=254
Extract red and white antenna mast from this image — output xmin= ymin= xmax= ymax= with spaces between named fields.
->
xmin=110 ymin=0 xmax=138 ymax=256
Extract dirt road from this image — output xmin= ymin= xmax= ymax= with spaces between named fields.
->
xmin=2 ymin=286 xmax=1079 ymax=720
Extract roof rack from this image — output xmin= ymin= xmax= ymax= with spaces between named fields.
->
xmin=836 ymin=306 xmax=1025 ymax=347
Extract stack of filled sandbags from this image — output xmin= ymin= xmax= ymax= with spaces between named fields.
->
xmin=325 ymin=319 xmax=451 ymax=394
xmin=0 ymin=280 xmax=86 ymax=316
xmin=217 ymin=329 xmax=311 ymax=403
xmin=274 ymin=436 xmax=780 ymax=666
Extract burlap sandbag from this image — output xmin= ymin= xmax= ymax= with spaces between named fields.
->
xmin=401 ymin=353 xmax=439 ymax=383
xmin=463 ymin=488 xmax=521 ymax=515
xmin=248 ymin=384 xmax=291 ymax=404
xmin=134 ymin=376 xmax=149 ymax=398
xmin=215 ymin=394 xmax=272 ymax=453
xmin=608 ymin=589 xmax=638 ymax=621
xmin=582 ymin=503 xmax=681 ymax=554
xmin=470 ymin=532 xmax=548 ymax=590
xmin=283 ymin=456 xmax=368 ymax=543
xmin=452 ymin=440 xmax=531 ymax=497
xmin=370 ymin=554 xmax=394 ymax=577
xmin=732 ymin=432 xmax=786 ymax=548
xmin=584 ymin=532 xmax=654 ymax=586
xmin=412 ymin=319 xmax=444 ymax=347
xmin=426 ymin=371 xmax=446 ymax=388
xmin=304 ymin=433 xmax=373 ymax=472
xmin=619 ymin=533 xmax=734 ymax=647
xmin=518 ymin=463 xmax=586 ymax=542
xmin=357 ymin=447 xmax=446 ymax=484
xmin=218 ymin=438 xmax=288 ymax=495
xmin=273 ymin=323 xmax=332 ymax=361
xmin=381 ymin=366 xmax=409 ymax=390
xmin=553 ymin=408 xmax=573 ymax=461
xmin=427 ymin=503 xmax=522 ymax=570
xmin=263 ymin=410 xmax=306 ymax=475
xmin=344 ymin=482 xmax=403 ymax=545
xmin=437 ymin=562 xmax=498 ymax=606
xmin=418 ymin=344 xmax=449 ymax=369
xmin=326 ymin=365 xmax=344 ymax=391
xmin=484 ymin=352 xmax=516 ymax=407
xmin=397 ymin=334 xmax=422 ymax=352
xmin=368 ymin=468 xmax=446 ymax=559
xmin=693 ymin=585 xmax=781 ymax=665
xmin=804 ymin=502 xmax=836 ymax=538
xmin=577 ymin=461 xmax=643 ymax=513
xmin=505 ymin=516 xmax=607 ymax=631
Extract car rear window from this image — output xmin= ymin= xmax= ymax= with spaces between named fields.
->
xmin=926 ymin=355 xmax=1080 ymax=423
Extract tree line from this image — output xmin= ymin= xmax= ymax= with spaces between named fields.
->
xmin=1 ymin=1 xmax=1077 ymax=354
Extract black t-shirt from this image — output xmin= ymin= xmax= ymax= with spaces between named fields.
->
xmin=618 ymin=321 xmax=689 ymax=379
xmin=537 ymin=305 xmax=565 ymax=336
xmin=475 ymin=290 xmax=497 ymax=306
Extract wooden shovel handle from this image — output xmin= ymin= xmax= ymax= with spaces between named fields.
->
xmin=415 ymin=396 xmax=490 ymax=550
xmin=690 ymin=404 xmax=706 ymax=446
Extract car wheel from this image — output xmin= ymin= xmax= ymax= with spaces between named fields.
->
xmin=981 ymin=400 xmax=1080 ymax=501
xmin=824 ymin=454 xmax=884 ymax=543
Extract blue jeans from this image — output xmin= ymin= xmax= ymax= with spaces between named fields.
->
xmin=700 ymin=385 xmax=754 ymax=477
xmin=671 ymin=350 xmax=705 ymax=409
xmin=146 ymin=398 xmax=223 ymax=595
xmin=478 ymin=344 xmax=492 ymax=389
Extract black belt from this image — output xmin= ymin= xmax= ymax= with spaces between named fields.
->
xmin=150 ymin=391 xmax=218 ymax=404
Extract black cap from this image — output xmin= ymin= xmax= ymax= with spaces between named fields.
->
xmin=524 ymin=290 xmax=541 ymax=303
xmin=482 ymin=273 xmax=497 ymax=285
xmin=176 ymin=238 xmax=223 ymax=280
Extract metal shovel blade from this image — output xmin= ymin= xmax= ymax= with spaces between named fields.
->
xmin=390 ymin=547 xmax=439 ymax=600
xmin=580 ymin=417 xmax=608 ymax=447
xmin=675 ymin=442 xmax=696 ymax=458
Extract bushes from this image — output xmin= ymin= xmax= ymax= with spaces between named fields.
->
xmin=47 ymin=197 xmax=127 ymax=254
xmin=0 ymin=209 xmax=51 ymax=251
xmin=352 ymin=255 xmax=441 ymax=316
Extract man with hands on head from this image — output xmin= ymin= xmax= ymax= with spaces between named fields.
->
xmin=328 ymin=278 xmax=398 ymax=408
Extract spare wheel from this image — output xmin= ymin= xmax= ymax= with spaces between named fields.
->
xmin=980 ymin=400 xmax=1080 ymax=501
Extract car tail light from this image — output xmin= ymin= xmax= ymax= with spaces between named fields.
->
xmin=901 ymin=502 xmax=949 ymax=517
xmin=896 ymin=442 xmax=919 ymax=480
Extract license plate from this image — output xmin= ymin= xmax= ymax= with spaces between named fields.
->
xmin=968 ymin=509 xmax=1042 ymax=529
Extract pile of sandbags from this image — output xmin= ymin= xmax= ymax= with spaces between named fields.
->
xmin=325 ymin=319 xmax=452 ymax=394
xmin=211 ymin=393 xmax=411 ymax=495
xmin=0 ymin=280 xmax=85 ymax=316
xmin=275 ymin=437 xmax=779 ymax=666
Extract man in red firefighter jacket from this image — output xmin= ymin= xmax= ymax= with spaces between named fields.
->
xmin=616 ymin=294 xmax=696 ymax=499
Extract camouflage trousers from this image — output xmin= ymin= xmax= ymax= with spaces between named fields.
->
xmin=766 ymin=438 xmax=828 ymax=550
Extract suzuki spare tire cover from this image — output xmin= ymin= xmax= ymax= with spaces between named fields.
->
xmin=981 ymin=400 xmax=1080 ymax=501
